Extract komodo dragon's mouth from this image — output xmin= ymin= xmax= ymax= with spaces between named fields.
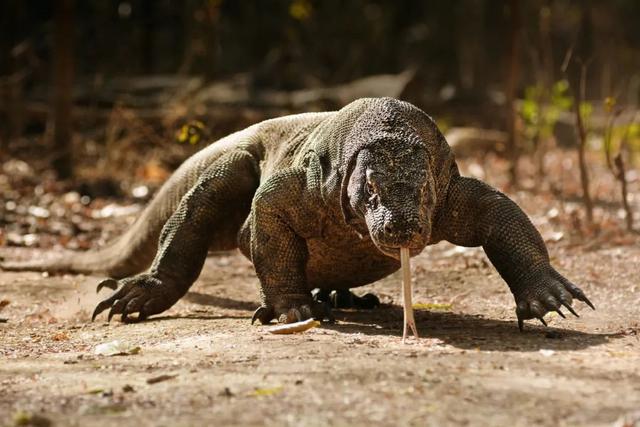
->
xmin=377 ymin=244 xmax=423 ymax=260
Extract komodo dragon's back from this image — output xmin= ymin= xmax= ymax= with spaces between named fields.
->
xmin=1 ymin=111 xmax=331 ymax=277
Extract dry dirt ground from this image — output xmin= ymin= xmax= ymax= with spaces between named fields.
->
xmin=1 ymin=150 xmax=640 ymax=427
xmin=1 ymin=236 xmax=639 ymax=426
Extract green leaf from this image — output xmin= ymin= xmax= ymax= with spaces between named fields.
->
xmin=413 ymin=302 xmax=452 ymax=311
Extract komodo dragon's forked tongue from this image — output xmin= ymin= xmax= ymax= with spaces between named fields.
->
xmin=400 ymin=247 xmax=419 ymax=343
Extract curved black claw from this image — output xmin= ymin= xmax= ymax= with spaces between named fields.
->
xmin=538 ymin=317 xmax=548 ymax=327
xmin=553 ymin=270 xmax=596 ymax=310
xmin=562 ymin=302 xmax=579 ymax=318
xmin=252 ymin=306 xmax=275 ymax=325
xmin=556 ymin=309 xmax=566 ymax=319
xmin=96 ymin=279 xmax=118 ymax=293
xmin=583 ymin=297 xmax=596 ymax=310
xmin=93 ymin=297 xmax=117 ymax=321
xmin=108 ymin=299 xmax=127 ymax=322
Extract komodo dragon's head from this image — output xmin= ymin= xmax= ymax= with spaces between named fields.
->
xmin=339 ymin=98 xmax=445 ymax=260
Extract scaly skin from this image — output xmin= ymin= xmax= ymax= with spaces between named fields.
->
xmin=431 ymin=175 xmax=594 ymax=329
xmin=2 ymin=98 xmax=594 ymax=330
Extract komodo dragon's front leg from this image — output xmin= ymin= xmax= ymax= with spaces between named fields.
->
xmin=247 ymin=159 xmax=333 ymax=324
xmin=434 ymin=175 xmax=594 ymax=331
xmin=92 ymin=150 xmax=260 ymax=322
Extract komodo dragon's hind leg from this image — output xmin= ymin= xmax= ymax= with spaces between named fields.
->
xmin=312 ymin=289 xmax=380 ymax=309
xmin=91 ymin=150 xmax=260 ymax=322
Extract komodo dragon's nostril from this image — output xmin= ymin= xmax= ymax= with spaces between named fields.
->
xmin=384 ymin=221 xmax=395 ymax=236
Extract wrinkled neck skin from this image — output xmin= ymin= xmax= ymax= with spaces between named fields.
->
xmin=342 ymin=142 xmax=436 ymax=260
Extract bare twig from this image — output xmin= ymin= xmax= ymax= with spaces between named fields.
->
xmin=603 ymin=106 xmax=616 ymax=173
xmin=614 ymin=114 xmax=637 ymax=232
xmin=562 ymin=25 xmax=595 ymax=229
xmin=614 ymin=152 xmax=633 ymax=231
xmin=603 ymin=89 xmax=627 ymax=173
xmin=571 ymin=62 xmax=594 ymax=226
xmin=560 ymin=45 xmax=574 ymax=74
xmin=603 ymin=94 xmax=636 ymax=232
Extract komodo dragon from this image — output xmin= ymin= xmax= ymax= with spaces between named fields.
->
xmin=1 ymin=97 xmax=594 ymax=329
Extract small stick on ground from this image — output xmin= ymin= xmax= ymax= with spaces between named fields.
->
xmin=268 ymin=318 xmax=320 ymax=335
xmin=400 ymin=247 xmax=419 ymax=343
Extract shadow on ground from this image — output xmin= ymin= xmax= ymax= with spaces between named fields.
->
xmin=183 ymin=291 xmax=257 ymax=311
xmin=327 ymin=306 xmax=617 ymax=352
xmin=167 ymin=292 xmax=618 ymax=353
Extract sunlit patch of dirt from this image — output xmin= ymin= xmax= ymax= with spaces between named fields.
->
xmin=1 ymin=149 xmax=639 ymax=425
xmin=1 ymin=239 xmax=639 ymax=426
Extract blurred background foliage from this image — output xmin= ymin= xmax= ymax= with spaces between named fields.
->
xmin=0 ymin=0 xmax=639 ymax=249
xmin=0 ymin=0 xmax=639 ymax=219
xmin=2 ymin=1 xmax=639 ymax=100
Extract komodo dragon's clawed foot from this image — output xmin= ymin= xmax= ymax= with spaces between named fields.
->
xmin=92 ymin=274 xmax=184 ymax=323
xmin=312 ymin=289 xmax=381 ymax=309
xmin=252 ymin=294 xmax=333 ymax=325
xmin=514 ymin=267 xmax=595 ymax=332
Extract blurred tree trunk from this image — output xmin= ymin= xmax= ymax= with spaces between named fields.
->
xmin=202 ymin=1 xmax=220 ymax=81
xmin=142 ymin=0 xmax=155 ymax=73
xmin=0 ymin=0 xmax=21 ymax=153
xmin=178 ymin=1 xmax=196 ymax=74
xmin=534 ymin=3 xmax=553 ymax=186
xmin=456 ymin=0 xmax=485 ymax=91
xmin=505 ymin=0 xmax=520 ymax=187
xmin=178 ymin=1 xmax=219 ymax=80
xmin=573 ymin=64 xmax=594 ymax=226
xmin=52 ymin=0 xmax=74 ymax=179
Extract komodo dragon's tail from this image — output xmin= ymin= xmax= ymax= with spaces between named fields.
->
xmin=1 ymin=141 xmax=232 ymax=278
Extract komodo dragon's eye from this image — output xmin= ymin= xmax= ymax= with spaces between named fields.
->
xmin=366 ymin=182 xmax=376 ymax=196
